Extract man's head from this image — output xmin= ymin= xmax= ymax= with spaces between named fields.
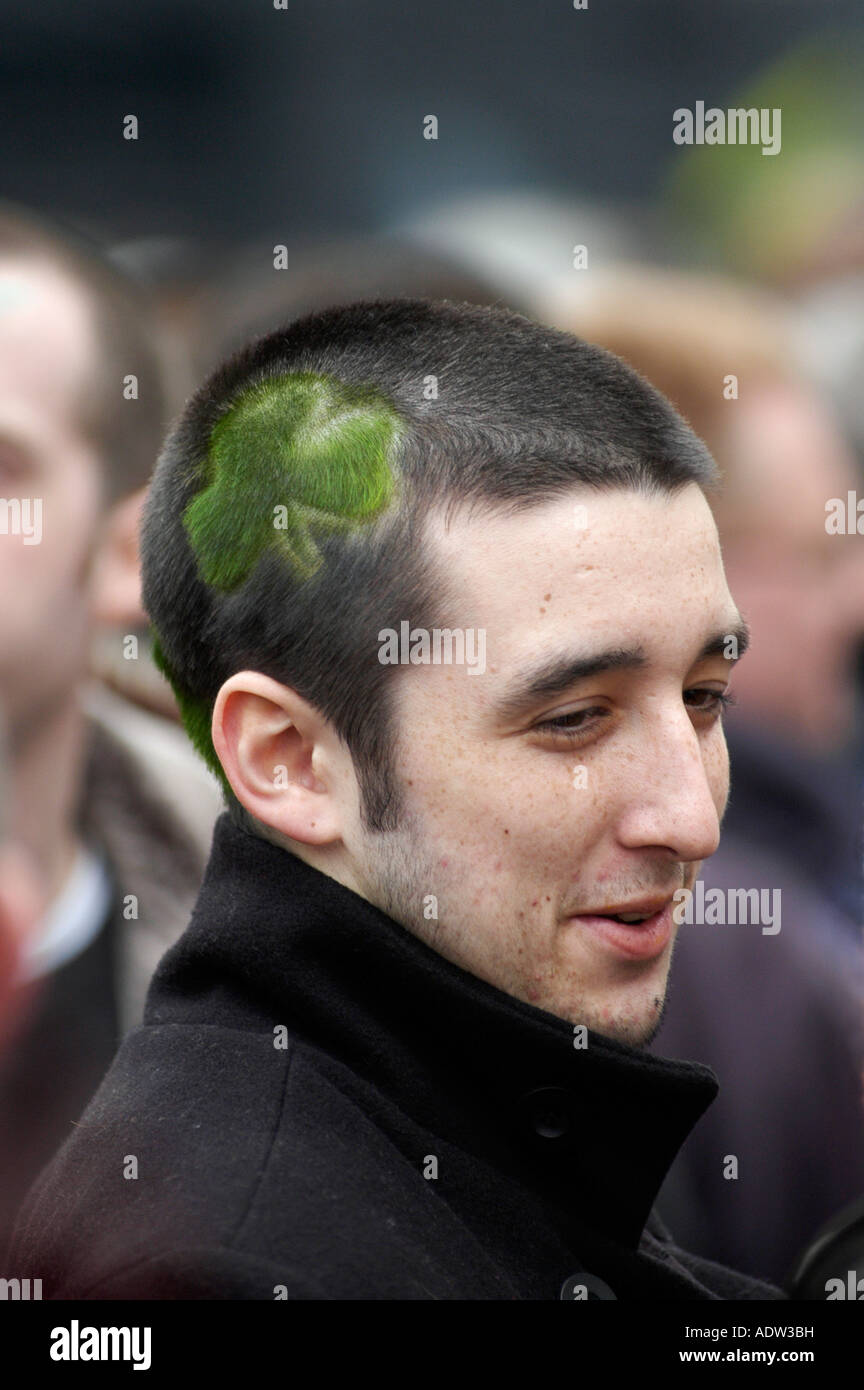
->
xmin=142 ymin=298 xmax=744 ymax=1046
xmin=0 ymin=205 xmax=166 ymax=741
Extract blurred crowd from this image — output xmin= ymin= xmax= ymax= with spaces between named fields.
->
xmin=0 ymin=154 xmax=862 ymax=1288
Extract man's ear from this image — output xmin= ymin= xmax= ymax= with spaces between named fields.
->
xmin=212 ymin=672 xmax=347 ymax=846
xmin=88 ymin=486 xmax=148 ymax=627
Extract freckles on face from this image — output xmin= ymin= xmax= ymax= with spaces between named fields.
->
xmin=377 ymin=484 xmax=738 ymax=1041
xmin=392 ymin=675 xmax=597 ymax=918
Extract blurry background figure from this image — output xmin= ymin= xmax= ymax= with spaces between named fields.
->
xmin=396 ymin=191 xmax=654 ymax=320
xmin=108 ymin=235 xmax=223 ymax=423
xmin=187 ymin=235 xmax=520 ymax=378
xmin=661 ymin=36 xmax=864 ymax=290
xmin=0 ymin=709 xmax=44 ymax=1054
xmin=795 ymin=278 xmax=864 ymax=477
xmin=545 ymin=267 xmax=864 ymax=1282
xmin=89 ymin=234 xmax=224 ymax=720
xmin=0 ymin=205 xmax=223 ymax=1261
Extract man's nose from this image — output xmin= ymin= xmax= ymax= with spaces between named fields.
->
xmin=614 ymin=709 xmax=724 ymax=864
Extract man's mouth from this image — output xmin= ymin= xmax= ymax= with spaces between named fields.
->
xmin=565 ymin=898 xmax=676 ymax=961
xmin=588 ymin=898 xmax=669 ymax=922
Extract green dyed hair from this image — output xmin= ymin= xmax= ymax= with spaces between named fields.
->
xmin=152 ymin=633 xmax=227 ymax=789
xmin=183 ymin=371 xmax=402 ymax=592
xmin=153 ymin=369 xmax=404 ymax=786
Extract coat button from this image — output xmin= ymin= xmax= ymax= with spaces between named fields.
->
xmin=518 ymin=1085 xmax=573 ymax=1139
xmin=560 ymin=1272 xmax=618 ymax=1300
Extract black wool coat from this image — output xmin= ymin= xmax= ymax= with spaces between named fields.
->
xmin=9 ymin=814 xmax=786 ymax=1300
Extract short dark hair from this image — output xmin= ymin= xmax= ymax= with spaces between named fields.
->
xmin=140 ymin=297 xmax=718 ymax=833
xmin=0 ymin=202 xmax=166 ymax=506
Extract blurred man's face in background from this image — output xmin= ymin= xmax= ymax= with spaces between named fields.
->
xmin=0 ymin=258 xmax=104 ymax=743
xmin=714 ymin=381 xmax=864 ymax=749
xmin=347 ymin=483 xmax=739 ymax=1046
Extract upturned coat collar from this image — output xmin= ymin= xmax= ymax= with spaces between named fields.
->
xmin=149 ymin=813 xmax=720 ymax=1251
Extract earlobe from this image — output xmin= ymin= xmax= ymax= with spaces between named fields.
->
xmin=212 ymin=674 xmax=345 ymax=847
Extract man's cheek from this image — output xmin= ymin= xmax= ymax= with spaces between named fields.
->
xmin=707 ymin=731 xmax=730 ymax=814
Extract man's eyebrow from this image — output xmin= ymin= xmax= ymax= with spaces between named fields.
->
xmin=492 ymin=618 xmax=751 ymax=725
xmin=493 ymin=646 xmax=648 ymax=723
xmin=698 ymin=619 xmax=750 ymax=663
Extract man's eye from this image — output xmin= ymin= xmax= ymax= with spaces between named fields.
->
xmin=684 ymin=688 xmax=736 ymax=716
xmin=533 ymin=707 xmax=609 ymax=739
xmin=0 ymin=454 xmax=27 ymax=484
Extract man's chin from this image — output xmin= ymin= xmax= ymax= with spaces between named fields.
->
xmin=591 ymin=1013 xmax=666 ymax=1049
xmin=522 ymin=997 xmax=667 ymax=1048
xmin=572 ymin=992 xmax=669 ymax=1050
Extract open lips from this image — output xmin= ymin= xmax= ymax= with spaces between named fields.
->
xmin=577 ymin=899 xmax=673 ymax=924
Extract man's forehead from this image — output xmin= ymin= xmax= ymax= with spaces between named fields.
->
xmin=0 ymin=260 xmax=97 ymax=427
xmin=0 ymin=260 xmax=96 ymax=364
xmin=424 ymin=484 xmax=723 ymax=612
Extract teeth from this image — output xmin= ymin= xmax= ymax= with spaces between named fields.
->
xmin=614 ymin=912 xmax=650 ymax=923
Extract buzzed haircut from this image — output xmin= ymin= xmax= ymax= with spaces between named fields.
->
xmin=141 ymin=297 xmax=719 ymax=833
